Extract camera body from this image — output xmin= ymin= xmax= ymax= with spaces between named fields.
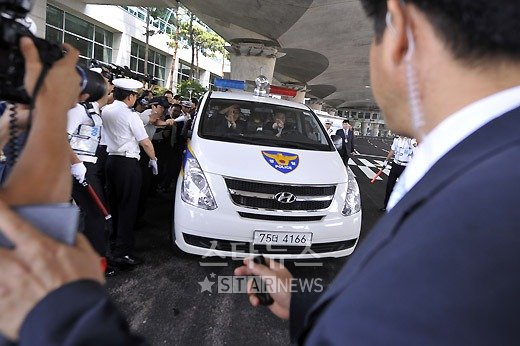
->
xmin=0 ymin=0 xmax=64 ymax=104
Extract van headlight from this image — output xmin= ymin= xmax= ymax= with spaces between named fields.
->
xmin=342 ymin=167 xmax=361 ymax=216
xmin=181 ymin=157 xmax=217 ymax=210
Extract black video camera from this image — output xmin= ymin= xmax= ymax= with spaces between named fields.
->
xmin=0 ymin=0 xmax=104 ymax=104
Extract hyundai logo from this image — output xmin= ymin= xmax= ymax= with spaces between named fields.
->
xmin=274 ymin=192 xmax=297 ymax=204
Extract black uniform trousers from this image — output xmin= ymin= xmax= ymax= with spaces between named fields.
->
xmin=383 ymin=161 xmax=407 ymax=207
xmin=71 ymin=160 xmax=107 ymax=257
xmin=106 ymin=156 xmax=142 ymax=257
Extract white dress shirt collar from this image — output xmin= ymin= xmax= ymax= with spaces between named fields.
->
xmin=387 ymin=85 xmax=520 ymax=211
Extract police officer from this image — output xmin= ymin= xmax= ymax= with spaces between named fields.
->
xmin=379 ymin=136 xmax=417 ymax=211
xmin=102 ymin=78 xmax=158 ymax=267
xmin=324 ymin=120 xmax=335 ymax=136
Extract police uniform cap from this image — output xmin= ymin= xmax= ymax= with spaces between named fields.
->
xmin=181 ymin=100 xmax=193 ymax=108
xmin=325 ymin=120 xmax=332 ymax=124
xmin=90 ymin=67 xmax=103 ymax=74
xmin=112 ymin=78 xmax=143 ymax=92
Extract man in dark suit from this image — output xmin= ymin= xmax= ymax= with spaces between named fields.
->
xmin=234 ymin=0 xmax=520 ymax=344
xmin=1 ymin=1 xmax=520 ymax=345
xmin=335 ymin=120 xmax=355 ymax=166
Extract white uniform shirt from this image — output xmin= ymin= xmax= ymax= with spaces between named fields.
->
xmin=387 ymin=85 xmax=520 ymax=211
xmin=391 ymin=137 xmax=416 ymax=164
xmin=325 ymin=127 xmax=335 ymax=136
xmin=101 ymin=100 xmax=148 ymax=159
xmin=139 ymin=109 xmax=157 ymax=140
xmin=67 ymin=103 xmax=102 ymax=163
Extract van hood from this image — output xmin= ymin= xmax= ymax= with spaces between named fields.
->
xmin=189 ymin=138 xmax=347 ymax=184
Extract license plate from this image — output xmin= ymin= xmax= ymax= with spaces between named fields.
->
xmin=253 ymin=231 xmax=312 ymax=246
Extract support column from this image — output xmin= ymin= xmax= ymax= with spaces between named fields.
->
xmin=371 ymin=123 xmax=380 ymax=137
xmin=226 ymin=42 xmax=285 ymax=83
xmin=31 ymin=0 xmax=47 ymax=39
xmin=361 ymin=122 xmax=369 ymax=136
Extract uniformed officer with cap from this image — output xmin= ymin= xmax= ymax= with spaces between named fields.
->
xmin=102 ymin=78 xmax=158 ymax=267
xmin=324 ymin=120 xmax=335 ymax=136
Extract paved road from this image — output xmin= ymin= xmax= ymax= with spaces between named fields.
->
xmin=106 ymin=137 xmax=393 ymax=345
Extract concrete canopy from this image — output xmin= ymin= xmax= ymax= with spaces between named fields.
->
xmin=88 ymin=0 xmax=376 ymax=109
xmin=178 ymin=0 xmax=376 ymax=109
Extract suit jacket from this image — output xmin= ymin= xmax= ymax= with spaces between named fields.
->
xmin=16 ymin=280 xmax=144 ymax=346
xmin=292 ymin=107 xmax=520 ymax=345
xmin=335 ymin=128 xmax=354 ymax=155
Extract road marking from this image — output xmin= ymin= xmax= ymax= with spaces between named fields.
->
xmin=359 ymin=159 xmax=376 ymax=167
xmin=358 ymin=166 xmax=383 ymax=180
xmin=348 ymin=158 xmax=355 ymax=165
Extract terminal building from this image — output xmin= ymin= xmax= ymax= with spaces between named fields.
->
xmin=29 ymin=1 xmax=229 ymax=91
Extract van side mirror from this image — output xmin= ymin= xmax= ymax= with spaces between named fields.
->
xmin=330 ymin=134 xmax=342 ymax=150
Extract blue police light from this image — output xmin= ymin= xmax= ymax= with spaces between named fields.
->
xmin=214 ymin=78 xmax=246 ymax=90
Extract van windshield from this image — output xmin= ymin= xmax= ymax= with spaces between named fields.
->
xmin=198 ymin=99 xmax=335 ymax=151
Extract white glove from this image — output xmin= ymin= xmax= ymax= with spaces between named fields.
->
xmin=382 ymin=160 xmax=388 ymax=168
xmin=71 ymin=162 xmax=87 ymax=183
xmin=149 ymin=159 xmax=159 ymax=175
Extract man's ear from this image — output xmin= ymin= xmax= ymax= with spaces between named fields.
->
xmin=386 ymin=0 xmax=410 ymax=65
xmin=78 ymin=93 xmax=90 ymax=103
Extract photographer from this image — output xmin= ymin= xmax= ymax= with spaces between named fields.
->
xmin=0 ymin=35 xmax=142 ymax=344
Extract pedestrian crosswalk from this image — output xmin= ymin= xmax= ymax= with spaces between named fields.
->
xmin=348 ymin=156 xmax=391 ymax=181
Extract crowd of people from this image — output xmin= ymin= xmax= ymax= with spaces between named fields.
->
xmin=67 ymin=76 xmax=199 ymax=277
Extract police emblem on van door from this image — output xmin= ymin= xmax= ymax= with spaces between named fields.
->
xmin=261 ymin=151 xmax=299 ymax=174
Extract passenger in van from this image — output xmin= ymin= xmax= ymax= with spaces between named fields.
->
xmin=245 ymin=113 xmax=267 ymax=133
xmin=214 ymin=103 xmax=246 ymax=134
xmin=267 ymin=112 xmax=288 ymax=137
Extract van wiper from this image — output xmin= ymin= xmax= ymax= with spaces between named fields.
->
xmin=273 ymin=140 xmax=329 ymax=151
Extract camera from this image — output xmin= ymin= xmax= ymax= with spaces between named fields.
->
xmin=0 ymin=0 xmax=105 ymax=104
xmin=90 ymin=59 xmax=159 ymax=86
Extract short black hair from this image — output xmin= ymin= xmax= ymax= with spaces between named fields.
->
xmin=343 ymin=119 xmax=350 ymax=124
xmin=360 ymin=0 xmax=520 ymax=62
xmin=163 ymin=90 xmax=173 ymax=96
xmin=113 ymin=88 xmax=136 ymax=101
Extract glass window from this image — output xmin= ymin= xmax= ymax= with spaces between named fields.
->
xmin=95 ymin=27 xmax=112 ymax=46
xmin=46 ymin=5 xmax=63 ymax=28
xmin=65 ymin=14 xmax=94 ymax=38
xmin=130 ymin=40 xmax=167 ymax=86
xmin=94 ymin=44 xmax=112 ymax=62
xmin=137 ymin=44 xmax=145 ymax=59
xmin=45 ymin=26 xmax=63 ymax=45
xmin=130 ymin=57 xmax=137 ymax=71
xmin=46 ymin=5 xmax=112 ymax=64
xmin=199 ymin=99 xmax=334 ymax=152
xmin=64 ymin=33 xmax=92 ymax=58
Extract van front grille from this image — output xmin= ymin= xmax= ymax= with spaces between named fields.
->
xmin=225 ymin=178 xmax=336 ymax=211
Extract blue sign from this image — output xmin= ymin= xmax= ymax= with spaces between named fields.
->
xmin=261 ymin=151 xmax=299 ymax=174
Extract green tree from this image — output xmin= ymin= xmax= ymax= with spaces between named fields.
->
xmin=177 ymin=17 xmax=227 ymax=81
xmin=177 ymin=79 xmax=207 ymax=100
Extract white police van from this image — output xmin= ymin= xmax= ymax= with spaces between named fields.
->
xmin=172 ymin=79 xmax=361 ymax=259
